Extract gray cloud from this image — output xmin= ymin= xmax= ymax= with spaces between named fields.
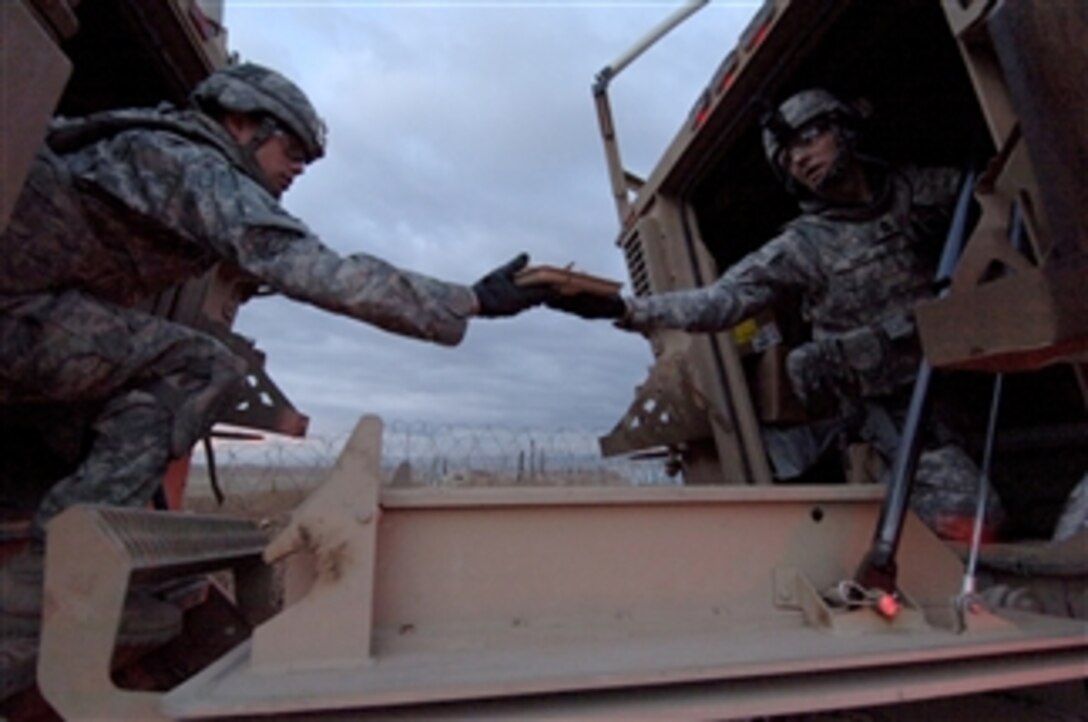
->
xmin=222 ymin=2 xmax=755 ymax=443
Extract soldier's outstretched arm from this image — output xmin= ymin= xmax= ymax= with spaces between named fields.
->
xmin=173 ymin=169 xmax=542 ymax=345
xmin=548 ymin=231 xmax=812 ymax=334
xmin=234 ymin=226 xmax=549 ymax=346
xmin=229 ymin=219 xmax=476 ymax=345
xmin=545 ymin=275 xmax=764 ymax=332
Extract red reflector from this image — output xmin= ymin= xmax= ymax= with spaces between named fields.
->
xmin=876 ymin=593 xmax=900 ymax=619
xmin=690 ymin=90 xmax=712 ymax=130
xmin=739 ymin=5 xmax=776 ymax=52
xmin=748 ymin=22 xmax=771 ymax=50
xmin=719 ymin=70 xmax=736 ymax=93
xmin=936 ymin=513 xmax=1000 ymax=543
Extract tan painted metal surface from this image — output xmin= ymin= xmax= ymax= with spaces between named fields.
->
xmin=0 ymin=0 xmax=73 ymax=230
xmin=148 ymin=416 xmax=1087 ymax=719
xmin=38 ymin=507 xmax=269 ymax=720
xmin=915 ymin=0 xmax=1088 ymax=373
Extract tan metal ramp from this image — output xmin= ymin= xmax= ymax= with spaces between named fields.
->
xmin=37 ymin=506 xmax=272 ymax=719
xmin=40 ymin=416 xmax=1088 ymax=720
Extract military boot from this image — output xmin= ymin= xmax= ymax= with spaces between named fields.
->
xmin=0 ymin=549 xmax=183 ymax=646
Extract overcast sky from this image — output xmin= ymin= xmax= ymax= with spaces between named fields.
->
xmin=219 ymin=1 xmax=759 ymax=444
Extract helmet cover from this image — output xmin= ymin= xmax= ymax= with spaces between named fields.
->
xmin=191 ymin=62 xmax=327 ymax=162
xmin=761 ymin=88 xmax=859 ymax=172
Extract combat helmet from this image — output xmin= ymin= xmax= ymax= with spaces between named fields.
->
xmin=191 ymin=62 xmax=327 ymax=162
xmin=761 ymin=88 xmax=862 ymax=183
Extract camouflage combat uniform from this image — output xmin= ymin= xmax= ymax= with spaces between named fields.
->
xmin=623 ymin=161 xmax=1004 ymax=533
xmin=0 ymin=106 xmax=476 ymax=543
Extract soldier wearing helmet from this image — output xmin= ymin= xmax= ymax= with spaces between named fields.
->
xmin=549 ymin=88 xmax=1005 ymax=541
xmin=760 ymin=88 xmax=865 ymax=198
xmin=0 ymin=62 xmax=547 ymax=641
xmin=189 ymin=63 xmax=328 ymax=196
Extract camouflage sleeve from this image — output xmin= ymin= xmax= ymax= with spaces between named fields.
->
xmin=79 ymin=129 xmax=476 ymax=346
xmin=622 ymin=231 xmax=815 ymax=334
xmin=232 ymin=226 xmax=477 ymax=346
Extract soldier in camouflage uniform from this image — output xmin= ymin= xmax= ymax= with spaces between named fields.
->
xmin=0 ymin=63 xmax=546 ymax=641
xmin=550 ymin=88 xmax=1004 ymax=540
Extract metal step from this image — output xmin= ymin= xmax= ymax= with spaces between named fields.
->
xmin=37 ymin=505 xmax=270 ymax=720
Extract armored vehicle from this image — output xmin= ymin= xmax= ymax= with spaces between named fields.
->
xmin=1 ymin=0 xmax=1085 ymax=718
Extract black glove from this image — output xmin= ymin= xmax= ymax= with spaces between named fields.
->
xmin=546 ymin=292 xmax=626 ymax=320
xmin=472 ymin=253 xmax=550 ymax=318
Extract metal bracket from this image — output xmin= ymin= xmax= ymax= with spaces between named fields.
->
xmin=599 ymin=349 xmax=713 ymax=457
xmin=253 ymin=415 xmax=383 ymax=671
xmin=773 ymin=568 xmax=930 ymax=635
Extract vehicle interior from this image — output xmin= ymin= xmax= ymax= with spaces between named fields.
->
xmin=671 ymin=0 xmax=1086 ymax=539
xmin=57 ymin=0 xmax=215 ymax=115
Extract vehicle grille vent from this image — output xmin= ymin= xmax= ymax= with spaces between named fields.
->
xmin=622 ymin=232 xmax=652 ymax=297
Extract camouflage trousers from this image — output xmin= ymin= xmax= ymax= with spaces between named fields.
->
xmin=777 ymin=332 xmax=1006 ymax=537
xmin=763 ymin=403 xmax=1004 ymax=537
xmin=0 ymin=290 xmax=245 ymax=544
xmin=784 ymin=321 xmax=921 ymax=413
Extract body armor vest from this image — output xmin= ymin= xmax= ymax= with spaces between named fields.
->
xmin=788 ymin=166 xmax=953 ymax=399
xmin=0 ymin=109 xmax=261 ymax=306
xmin=794 ymin=168 xmax=944 ymax=339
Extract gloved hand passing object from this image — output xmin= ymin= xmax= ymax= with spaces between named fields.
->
xmin=473 ymin=253 xmax=551 ymax=318
xmin=546 ymin=292 xmax=627 ymax=320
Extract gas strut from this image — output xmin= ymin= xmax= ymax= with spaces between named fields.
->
xmin=854 ymin=168 xmax=978 ymax=593
xmin=958 ymin=203 xmax=1026 ymax=607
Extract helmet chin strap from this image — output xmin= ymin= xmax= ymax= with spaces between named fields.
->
xmin=237 ymin=116 xmax=282 ymax=197
xmin=812 ymin=125 xmax=855 ymax=194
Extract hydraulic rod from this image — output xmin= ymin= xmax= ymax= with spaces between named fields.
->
xmin=855 ymin=169 xmax=978 ymax=592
